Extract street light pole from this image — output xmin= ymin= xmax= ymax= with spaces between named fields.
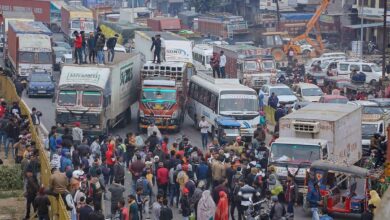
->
xmin=382 ymin=0 xmax=388 ymax=78
xmin=360 ymin=0 xmax=364 ymax=60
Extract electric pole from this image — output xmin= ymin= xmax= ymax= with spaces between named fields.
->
xmin=382 ymin=0 xmax=387 ymax=78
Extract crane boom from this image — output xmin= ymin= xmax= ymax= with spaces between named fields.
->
xmin=290 ymin=0 xmax=330 ymax=54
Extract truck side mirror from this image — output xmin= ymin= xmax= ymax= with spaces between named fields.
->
xmin=103 ymin=96 xmax=109 ymax=107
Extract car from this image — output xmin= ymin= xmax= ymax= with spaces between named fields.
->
xmin=26 ymin=72 xmax=55 ymax=98
xmin=261 ymin=84 xmax=298 ymax=107
xmin=336 ymin=60 xmax=383 ymax=85
xmin=292 ymin=83 xmax=324 ymax=102
xmin=348 ymin=100 xmax=384 ymax=115
xmin=59 ymin=53 xmax=73 ymax=71
xmin=53 ymin=46 xmax=72 ymax=71
xmin=319 ymin=95 xmax=348 ymax=104
xmin=368 ymin=98 xmax=390 ymax=112
xmin=53 ymin=41 xmax=72 ymax=50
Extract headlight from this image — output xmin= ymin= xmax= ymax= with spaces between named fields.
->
xmin=95 ymin=125 xmax=100 ymax=129
xmin=139 ymin=110 xmax=144 ymax=117
xmin=172 ymin=110 xmax=179 ymax=119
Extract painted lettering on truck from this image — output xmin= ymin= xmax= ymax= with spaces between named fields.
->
xmin=119 ymin=62 xmax=134 ymax=101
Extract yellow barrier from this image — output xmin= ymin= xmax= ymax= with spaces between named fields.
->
xmin=264 ymin=105 xmax=276 ymax=125
xmin=0 ymin=75 xmax=70 ymax=220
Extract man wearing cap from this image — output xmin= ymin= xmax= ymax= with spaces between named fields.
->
xmin=269 ymin=196 xmax=286 ymax=220
xmin=180 ymin=187 xmax=191 ymax=220
xmin=72 ymin=122 xmax=83 ymax=148
xmin=199 ymin=116 xmax=210 ymax=150
xmin=107 ymin=34 xmax=119 ymax=63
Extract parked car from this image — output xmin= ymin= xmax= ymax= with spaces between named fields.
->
xmin=319 ymin=95 xmax=348 ymax=104
xmin=292 ymin=83 xmax=323 ymax=102
xmin=26 ymin=72 xmax=55 ymax=98
xmin=59 ymin=53 xmax=73 ymax=71
xmin=261 ymin=84 xmax=297 ymax=107
xmin=53 ymin=46 xmax=72 ymax=71
xmin=53 ymin=41 xmax=72 ymax=50
xmin=336 ymin=60 xmax=383 ymax=85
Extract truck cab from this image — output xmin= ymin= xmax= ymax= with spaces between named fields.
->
xmin=270 ymin=137 xmax=328 ymax=189
xmin=239 ymin=55 xmax=276 ymax=90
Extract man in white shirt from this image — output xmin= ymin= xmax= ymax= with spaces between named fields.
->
xmin=219 ymin=51 xmax=227 ymax=78
xmin=72 ymin=122 xmax=83 ymax=147
xmin=198 ymin=116 xmax=209 ymax=150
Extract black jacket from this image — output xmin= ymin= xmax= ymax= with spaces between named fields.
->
xmin=106 ymin=37 xmax=117 ymax=49
xmin=159 ymin=205 xmax=173 ymax=220
xmin=151 ymin=38 xmax=162 ymax=51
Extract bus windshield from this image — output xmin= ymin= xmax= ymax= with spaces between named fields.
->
xmin=270 ymin=143 xmax=320 ymax=163
xmin=142 ymin=88 xmax=176 ymax=102
xmin=219 ymin=94 xmax=258 ymax=113
xmin=58 ymin=90 xmax=77 ymax=106
xmin=82 ymin=91 xmax=102 ymax=107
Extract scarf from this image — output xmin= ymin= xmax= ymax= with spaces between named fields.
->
xmin=197 ymin=190 xmax=216 ymax=220
xmin=215 ymin=191 xmax=228 ymax=220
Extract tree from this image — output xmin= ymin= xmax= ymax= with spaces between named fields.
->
xmin=189 ymin=0 xmax=221 ymax=13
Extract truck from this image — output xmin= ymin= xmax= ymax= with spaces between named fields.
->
xmin=0 ymin=0 xmax=51 ymax=24
xmin=269 ymin=103 xmax=362 ymax=190
xmin=134 ymin=31 xmax=193 ymax=63
xmin=138 ymin=61 xmax=193 ymax=132
xmin=213 ymin=44 xmax=276 ymax=90
xmin=55 ymin=53 xmax=142 ymax=136
xmin=0 ymin=11 xmax=35 ymax=52
xmin=5 ymin=21 xmax=53 ymax=78
xmin=61 ymin=4 xmax=94 ymax=42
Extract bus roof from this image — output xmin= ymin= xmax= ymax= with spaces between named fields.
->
xmin=193 ymin=44 xmax=213 ymax=53
xmin=190 ymin=72 xmax=256 ymax=94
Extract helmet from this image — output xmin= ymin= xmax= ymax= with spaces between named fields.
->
xmin=72 ymin=170 xmax=85 ymax=179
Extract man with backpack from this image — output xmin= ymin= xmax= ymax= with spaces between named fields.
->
xmin=107 ymin=34 xmax=119 ymax=63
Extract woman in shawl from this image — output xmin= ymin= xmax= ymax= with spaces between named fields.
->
xmin=197 ymin=190 xmax=216 ymax=220
xmin=215 ymin=191 xmax=229 ymax=220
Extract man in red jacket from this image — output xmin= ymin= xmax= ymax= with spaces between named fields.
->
xmin=156 ymin=162 xmax=169 ymax=196
xmin=105 ymin=143 xmax=116 ymax=184
xmin=73 ymin=31 xmax=83 ymax=65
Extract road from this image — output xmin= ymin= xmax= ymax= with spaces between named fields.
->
xmin=19 ymin=33 xmax=360 ymax=220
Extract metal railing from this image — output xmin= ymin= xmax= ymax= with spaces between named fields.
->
xmin=0 ymin=75 xmax=70 ymax=220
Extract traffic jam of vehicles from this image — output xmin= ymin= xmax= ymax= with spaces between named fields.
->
xmin=1 ymin=0 xmax=390 ymax=219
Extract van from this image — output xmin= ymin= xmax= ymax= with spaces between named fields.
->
xmin=336 ymin=61 xmax=383 ymax=84
xmin=319 ymin=52 xmax=346 ymax=59
xmin=305 ymin=57 xmax=345 ymax=73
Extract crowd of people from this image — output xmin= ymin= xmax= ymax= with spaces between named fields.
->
xmin=72 ymin=28 xmax=119 ymax=65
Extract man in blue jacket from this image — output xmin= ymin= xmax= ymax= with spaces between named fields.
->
xmin=307 ymin=183 xmax=322 ymax=220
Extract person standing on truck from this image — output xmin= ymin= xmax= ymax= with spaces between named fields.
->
xmin=107 ymin=34 xmax=119 ymax=63
xmin=199 ymin=116 xmax=210 ymax=150
xmin=87 ymin=32 xmax=96 ymax=64
xmin=211 ymin=52 xmax=220 ymax=78
xmin=151 ymin=34 xmax=162 ymax=64
xmin=219 ymin=51 xmax=226 ymax=78
xmin=73 ymin=31 xmax=83 ymax=65
xmin=96 ymin=34 xmax=106 ymax=65
xmin=80 ymin=31 xmax=87 ymax=64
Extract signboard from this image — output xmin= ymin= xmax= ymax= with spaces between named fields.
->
xmin=59 ymin=66 xmax=110 ymax=89
xmin=164 ymin=40 xmax=193 ymax=63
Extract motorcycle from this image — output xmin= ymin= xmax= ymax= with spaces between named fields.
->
xmin=244 ymin=197 xmax=270 ymax=220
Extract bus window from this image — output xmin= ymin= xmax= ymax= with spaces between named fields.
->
xmin=193 ymin=84 xmax=199 ymax=98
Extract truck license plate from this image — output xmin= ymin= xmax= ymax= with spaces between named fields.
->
xmin=38 ymin=90 xmax=46 ymax=94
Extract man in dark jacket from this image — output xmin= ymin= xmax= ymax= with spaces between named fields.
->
xmin=87 ymin=32 xmax=96 ymax=63
xmin=113 ymin=156 xmax=125 ymax=185
xmin=180 ymin=188 xmax=191 ymax=219
xmin=25 ymin=169 xmax=39 ymax=219
xmin=151 ymin=34 xmax=162 ymax=64
xmin=268 ymin=93 xmax=279 ymax=109
xmin=146 ymin=132 xmax=159 ymax=153
xmin=79 ymin=197 xmax=94 ymax=220
xmin=160 ymin=198 xmax=173 ymax=220
xmin=107 ymin=34 xmax=119 ymax=63
xmin=34 ymin=188 xmax=51 ymax=220
xmin=108 ymin=179 xmax=125 ymax=216
xmin=307 ymin=183 xmax=321 ymax=220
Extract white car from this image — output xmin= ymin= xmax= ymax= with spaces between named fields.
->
xmin=59 ymin=53 xmax=73 ymax=71
xmin=292 ymin=83 xmax=323 ymax=102
xmin=337 ymin=61 xmax=383 ymax=84
xmin=261 ymin=84 xmax=298 ymax=107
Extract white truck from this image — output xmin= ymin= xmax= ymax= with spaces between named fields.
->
xmin=55 ymin=53 xmax=141 ymax=136
xmin=269 ymin=103 xmax=362 ymax=189
xmin=134 ymin=31 xmax=193 ymax=63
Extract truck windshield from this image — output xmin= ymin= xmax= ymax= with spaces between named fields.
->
xmin=270 ymin=143 xmax=320 ymax=163
xmin=244 ymin=61 xmax=258 ymax=71
xmin=82 ymin=91 xmax=102 ymax=107
xmin=37 ymin=52 xmax=52 ymax=64
xmin=58 ymin=90 xmax=77 ymax=106
xmin=142 ymin=89 xmax=176 ymax=102
xmin=19 ymin=52 xmax=34 ymax=63
xmin=263 ymin=61 xmax=274 ymax=70
xmin=219 ymin=94 xmax=258 ymax=112
xmin=362 ymin=124 xmax=379 ymax=138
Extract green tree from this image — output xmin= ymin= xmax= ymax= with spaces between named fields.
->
xmin=190 ymin=0 xmax=221 ymax=13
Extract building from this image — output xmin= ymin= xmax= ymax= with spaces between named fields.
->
xmin=155 ymin=0 xmax=184 ymax=16
xmin=347 ymin=0 xmax=390 ymax=50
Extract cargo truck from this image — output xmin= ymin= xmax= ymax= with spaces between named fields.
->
xmin=5 ymin=21 xmax=53 ymax=78
xmin=61 ymin=4 xmax=94 ymax=42
xmin=269 ymin=103 xmax=362 ymax=190
xmin=55 ymin=53 xmax=141 ymax=136
xmin=0 ymin=11 xmax=35 ymax=52
xmin=134 ymin=31 xmax=193 ymax=63
xmin=137 ymin=61 xmax=193 ymax=132
xmin=213 ymin=44 xmax=276 ymax=90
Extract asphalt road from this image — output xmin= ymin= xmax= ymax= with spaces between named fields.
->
xmin=18 ymin=33 xmax=360 ymax=220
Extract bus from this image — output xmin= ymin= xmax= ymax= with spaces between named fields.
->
xmin=187 ymin=72 xmax=260 ymax=139
xmin=192 ymin=44 xmax=213 ymax=71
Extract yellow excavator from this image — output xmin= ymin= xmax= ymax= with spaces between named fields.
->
xmin=284 ymin=0 xmax=330 ymax=56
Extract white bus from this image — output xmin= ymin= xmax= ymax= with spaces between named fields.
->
xmin=187 ymin=72 xmax=260 ymax=138
xmin=192 ymin=44 xmax=213 ymax=71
